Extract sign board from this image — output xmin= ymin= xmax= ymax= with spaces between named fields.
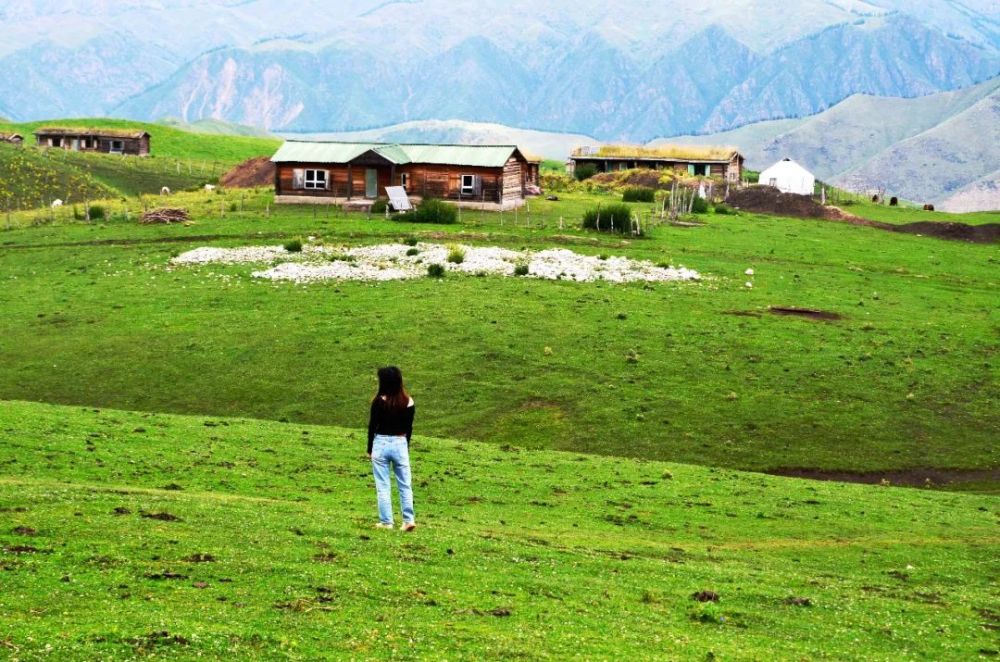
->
xmin=385 ymin=186 xmax=413 ymax=212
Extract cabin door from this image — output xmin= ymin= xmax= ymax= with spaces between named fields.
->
xmin=365 ymin=169 xmax=378 ymax=198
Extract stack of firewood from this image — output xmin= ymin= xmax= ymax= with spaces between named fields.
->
xmin=141 ymin=208 xmax=190 ymax=224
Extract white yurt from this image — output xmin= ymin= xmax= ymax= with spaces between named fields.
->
xmin=759 ymin=158 xmax=816 ymax=196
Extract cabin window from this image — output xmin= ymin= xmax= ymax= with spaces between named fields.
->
xmin=461 ymin=174 xmax=479 ymax=196
xmin=304 ymin=169 xmax=328 ymax=190
xmin=110 ymin=140 xmax=124 ymax=154
xmin=688 ymin=164 xmax=709 ymax=176
xmin=400 ymin=173 xmax=409 ymax=190
xmin=51 ymin=137 xmax=62 ymax=147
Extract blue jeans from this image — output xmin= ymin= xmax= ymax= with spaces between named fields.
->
xmin=371 ymin=435 xmax=415 ymax=525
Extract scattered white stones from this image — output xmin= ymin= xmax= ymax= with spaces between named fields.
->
xmin=170 ymin=242 xmax=702 ymax=285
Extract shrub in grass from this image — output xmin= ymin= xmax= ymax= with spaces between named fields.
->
xmin=513 ymin=264 xmax=530 ymax=276
xmin=427 ymin=263 xmax=446 ymax=278
xmin=229 ymin=202 xmax=238 ymax=213
xmin=574 ymin=164 xmax=598 ymax=181
xmin=714 ymin=203 xmax=735 ymax=215
xmin=581 ymin=203 xmax=639 ymax=235
xmin=622 ymin=186 xmax=655 ymax=203
xmin=284 ymin=238 xmax=303 ymax=253
xmin=88 ymin=205 xmax=106 ymax=220
xmin=404 ymin=236 xmax=419 ymax=246
xmin=691 ymin=196 xmax=709 ymax=214
xmin=447 ymin=246 xmax=466 ymax=264
xmin=406 ymin=248 xmax=420 ymax=257
xmin=371 ymin=198 xmax=389 ymax=214
xmin=410 ymin=199 xmax=457 ymax=224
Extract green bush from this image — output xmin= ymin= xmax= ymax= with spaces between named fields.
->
xmin=404 ymin=236 xmax=419 ymax=246
xmin=691 ymin=197 xmax=709 ymax=214
xmin=409 ymin=199 xmax=457 ymax=224
xmin=447 ymin=246 xmax=465 ymax=264
xmin=513 ymin=264 xmax=530 ymax=277
xmin=622 ymin=186 xmax=655 ymax=203
xmin=581 ymin=203 xmax=640 ymax=235
xmin=284 ymin=238 xmax=303 ymax=253
xmin=229 ymin=202 xmax=238 ymax=213
xmin=574 ymin=164 xmax=598 ymax=181
xmin=371 ymin=198 xmax=389 ymax=214
xmin=87 ymin=205 xmax=106 ymax=220
xmin=713 ymin=203 xmax=735 ymax=215
xmin=406 ymin=248 xmax=420 ymax=257
xmin=427 ymin=263 xmax=446 ymax=278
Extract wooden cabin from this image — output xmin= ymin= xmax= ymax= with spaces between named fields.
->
xmin=33 ymin=127 xmax=151 ymax=156
xmin=523 ymin=153 xmax=542 ymax=187
xmin=0 ymin=132 xmax=23 ymax=146
xmin=569 ymin=145 xmax=743 ymax=183
xmin=271 ymin=141 xmax=530 ymax=209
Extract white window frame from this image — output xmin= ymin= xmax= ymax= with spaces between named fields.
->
xmin=400 ymin=173 xmax=409 ymax=190
xmin=109 ymin=140 xmax=124 ymax=154
xmin=460 ymin=174 xmax=478 ymax=196
xmin=304 ymin=169 xmax=328 ymax=190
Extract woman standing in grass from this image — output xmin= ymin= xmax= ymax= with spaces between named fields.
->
xmin=367 ymin=366 xmax=417 ymax=531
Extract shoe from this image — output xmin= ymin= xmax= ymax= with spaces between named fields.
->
xmin=401 ymin=522 xmax=416 ymax=532
xmin=375 ymin=523 xmax=394 ymax=530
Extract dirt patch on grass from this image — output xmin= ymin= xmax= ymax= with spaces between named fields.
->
xmin=141 ymin=511 xmax=181 ymax=522
xmin=768 ymin=307 xmax=843 ymax=321
xmin=728 ymin=187 xmax=999 ymax=244
xmin=4 ymin=545 xmax=49 ymax=554
xmin=769 ymin=467 xmax=1000 ymax=488
xmin=892 ymin=221 xmax=1000 ymax=244
xmin=221 ymin=157 xmax=275 ymax=189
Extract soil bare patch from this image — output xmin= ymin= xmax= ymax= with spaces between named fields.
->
xmin=769 ymin=307 xmax=843 ymax=321
xmin=140 ymin=511 xmax=181 ymax=522
xmin=770 ymin=467 xmax=1000 ymax=488
xmin=221 ymin=157 xmax=275 ymax=189
xmin=728 ymin=187 xmax=999 ymax=244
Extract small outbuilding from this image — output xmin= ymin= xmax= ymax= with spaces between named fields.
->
xmin=759 ymin=158 xmax=815 ymax=196
xmin=34 ymin=127 xmax=151 ymax=156
xmin=0 ymin=132 xmax=23 ymax=146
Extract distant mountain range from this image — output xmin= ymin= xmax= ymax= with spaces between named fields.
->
xmin=311 ymin=76 xmax=1000 ymax=211
xmin=1 ymin=1 xmax=998 ymax=142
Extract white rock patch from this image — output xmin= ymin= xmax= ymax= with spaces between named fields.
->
xmin=171 ymin=243 xmax=701 ymax=284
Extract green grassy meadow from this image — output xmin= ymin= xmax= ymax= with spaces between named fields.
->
xmin=0 ymin=188 xmax=996 ymax=489
xmin=1 ymin=120 xmax=998 ymax=658
xmin=1 ymin=400 xmax=997 ymax=660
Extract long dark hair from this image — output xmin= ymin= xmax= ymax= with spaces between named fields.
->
xmin=374 ymin=366 xmax=410 ymax=413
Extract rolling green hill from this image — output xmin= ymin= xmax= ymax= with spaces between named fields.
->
xmin=0 ymin=399 xmax=996 ymax=660
xmin=0 ymin=191 xmax=995 ymax=488
xmin=0 ymin=118 xmax=279 ymax=209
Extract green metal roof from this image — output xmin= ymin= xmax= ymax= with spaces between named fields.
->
xmin=271 ymin=141 xmax=520 ymax=168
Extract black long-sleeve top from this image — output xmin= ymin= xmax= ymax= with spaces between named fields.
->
xmin=367 ymin=397 xmax=415 ymax=453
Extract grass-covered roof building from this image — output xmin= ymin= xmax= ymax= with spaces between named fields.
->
xmin=570 ymin=144 xmax=743 ymax=182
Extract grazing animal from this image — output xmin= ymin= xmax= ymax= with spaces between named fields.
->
xmin=51 ymin=199 xmax=63 ymax=208
xmin=923 ymin=204 xmax=935 ymax=212
xmin=204 ymin=184 xmax=216 ymax=192
xmin=889 ymin=197 xmax=898 ymax=206
xmin=160 ymin=186 xmax=171 ymax=196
